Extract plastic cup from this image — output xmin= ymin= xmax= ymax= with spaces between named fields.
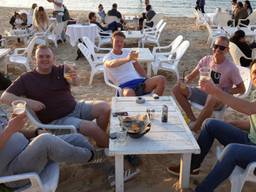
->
xmin=199 ymin=67 xmax=211 ymax=81
xmin=64 ymin=61 xmax=76 ymax=81
xmin=116 ymin=129 xmax=127 ymax=144
xmin=11 ymin=100 xmax=26 ymax=116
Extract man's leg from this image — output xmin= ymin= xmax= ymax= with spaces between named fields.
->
xmin=191 ymin=118 xmax=250 ymax=169
xmin=195 ymin=144 xmax=256 ymax=192
xmin=144 ymin=75 xmax=166 ymax=96
xmin=192 ymin=95 xmax=223 ymax=132
xmin=79 ymin=101 xmax=110 ymax=147
xmin=168 ymin=119 xmax=250 ymax=174
xmin=9 ymin=133 xmax=93 ymax=175
xmin=122 ymin=88 xmax=136 ymax=96
xmin=172 ymin=83 xmax=196 ymax=121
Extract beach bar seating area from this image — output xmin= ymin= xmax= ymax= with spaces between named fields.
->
xmin=1 ymin=1 xmax=256 ymax=192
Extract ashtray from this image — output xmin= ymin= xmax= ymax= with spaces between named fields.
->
xmin=119 ymin=114 xmax=151 ymax=138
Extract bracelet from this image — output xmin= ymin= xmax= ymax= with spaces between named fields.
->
xmin=35 ymin=128 xmax=43 ymax=136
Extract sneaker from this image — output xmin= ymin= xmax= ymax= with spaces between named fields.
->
xmin=89 ymin=148 xmax=107 ymax=164
xmin=166 ymin=165 xmax=200 ymax=176
xmin=108 ymin=168 xmax=141 ymax=187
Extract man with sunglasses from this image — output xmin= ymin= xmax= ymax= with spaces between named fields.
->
xmin=172 ymin=36 xmax=245 ymax=134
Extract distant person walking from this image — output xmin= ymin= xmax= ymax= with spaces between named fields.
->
xmin=195 ymin=0 xmax=205 ymax=14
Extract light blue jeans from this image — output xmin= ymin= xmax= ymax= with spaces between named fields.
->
xmin=7 ymin=133 xmax=93 ymax=188
xmin=192 ymin=119 xmax=256 ymax=192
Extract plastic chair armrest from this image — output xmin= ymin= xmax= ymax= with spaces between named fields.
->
xmin=14 ymin=48 xmax=26 ymax=55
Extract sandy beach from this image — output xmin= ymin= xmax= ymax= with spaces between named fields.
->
xmin=0 ymin=6 xmax=255 ymax=192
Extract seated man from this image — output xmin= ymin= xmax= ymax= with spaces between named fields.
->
xmin=103 ymin=31 xmax=166 ymax=96
xmin=107 ymin=3 xmax=125 ymax=24
xmin=172 ymin=36 xmax=245 ymax=132
xmin=88 ymin=12 xmax=122 ymax=32
xmin=1 ymin=45 xmax=109 ymax=148
xmin=168 ymin=60 xmax=256 ymax=192
xmin=0 ymin=109 xmax=105 ymax=189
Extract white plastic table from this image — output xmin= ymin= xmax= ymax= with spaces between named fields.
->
xmin=109 ymin=96 xmax=200 ymax=192
xmin=65 ymin=24 xmax=98 ymax=46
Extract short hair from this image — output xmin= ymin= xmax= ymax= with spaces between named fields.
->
xmin=112 ymin=31 xmax=126 ymax=39
xmin=112 ymin=3 xmax=117 ymax=9
xmin=88 ymin=12 xmax=96 ymax=20
xmin=146 ymin=5 xmax=152 ymax=11
xmin=98 ymin=4 xmax=103 ymax=8
xmin=215 ymin=36 xmax=229 ymax=46
xmin=32 ymin=3 xmax=37 ymax=9
xmin=35 ymin=44 xmax=53 ymax=55
xmin=232 ymin=0 xmax=237 ymax=3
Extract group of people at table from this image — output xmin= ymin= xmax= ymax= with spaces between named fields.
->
xmin=1 ymin=1 xmax=256 ymax=192
xmin=1 ymin=28 xmax=256 ymax=191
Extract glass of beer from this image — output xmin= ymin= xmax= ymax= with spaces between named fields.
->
xmin=199 ymin=67 xmax=211 ymax=81
xmin=131 ymin=48 xmax=139 ymax=61
xmin=11 ymin=100 xmax=26 ymax=116
xmin=64 ymin=61 xmax=76 ymax=81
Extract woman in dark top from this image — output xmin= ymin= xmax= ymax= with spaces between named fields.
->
xmin=230 ymin=29 xmax=254 ymax=67
xmin=244 ymin=0 xmax=253 ymax=15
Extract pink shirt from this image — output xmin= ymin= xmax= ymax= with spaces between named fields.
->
xmin=195 ymin=55 xmax=243 ymax=90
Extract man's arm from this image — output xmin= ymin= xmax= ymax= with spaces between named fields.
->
xmin=228 ymin=82 xmax=245 ymax=95
xmin=1 ymin=92 xmax=45 ymax=112
xmin=133 ymin=62 xmax=147 ymax=78
xmin=185 ymin=67 xmax=199 ymax=83
xmin=200 ymin=79 xmax=256 ymax=115
xmin=0 ymin=113 xmax=26 ymax=149
xmin=104 ymin=52 xmax=133 ymax=68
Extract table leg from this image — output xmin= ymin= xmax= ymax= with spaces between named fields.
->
xmin=115 ymin=155 xmax=124 ymax=192
xmin=179 ymin=153 xmax=191 ymax=189
xmin=146 ymin=62 xmax=152 ymax=77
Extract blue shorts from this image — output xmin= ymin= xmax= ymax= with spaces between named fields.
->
xmin=119 ymin=78 xmax=147 ymax=96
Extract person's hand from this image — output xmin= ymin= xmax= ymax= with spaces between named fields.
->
xmin=7 ymin=112 xmax=27 ymax=133
xmin=128 ymin=51 xmax=139 ymax=62
xmin=199 ymin=79 xmax=217 ymax=94
xmin=27 ymin=100 xmax=46 ymax=112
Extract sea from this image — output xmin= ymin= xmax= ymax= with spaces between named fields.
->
xmin=1 ymin=0 xmax=256 ymax=17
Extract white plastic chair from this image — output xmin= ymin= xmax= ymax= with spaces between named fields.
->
xmin=7 ymin=35 xmax=38 ymax=73
xmin=193 ymin=10 xmax=208 ymax=29
xmin=142 ymin=19 xmax=164 ymax=34
xmin=229 ymin=42 xmax=252 ymax=66
xmin=140 ymin=22 xmax=166 ymax=47
xmin=103 ymin=66 xmax=123 ymax=96
xmin=77 ymin=43 xmax=104 ymax=85
xmin=151 ymin=40 xmax=190 ymax=80
xmin=95 ymin=28 xmax=112 ymax=51
xmin=143 ymin=13 xmax=163 ymax=29
xmin=152 ymin=35 xmax=183 ymax=62
xmin=191 ymin=65 xmax=252 ymax=120
xmin=237 ymin=10 xmax=256 ymax=27
xmin=216 ymin=146 xmax=256 ymax=192
xmin=47 ymin=21 xmax=67 ymax=47
xmin=0 ymin=161 xmax=59 ymax=192
xmin=26 ymin=106 xmax=77 ymax=134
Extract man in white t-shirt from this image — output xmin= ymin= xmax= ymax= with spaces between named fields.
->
xmin=172 ymin=36 xmax=245 ymax=132
xmin=103 ymin=31 xmax=166 ymax=96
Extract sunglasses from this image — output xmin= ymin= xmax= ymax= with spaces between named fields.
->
xmin=213 ymin=44 xmax=227 ymax=51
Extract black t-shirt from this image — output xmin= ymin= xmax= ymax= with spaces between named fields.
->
xmin=7 ymin=65 xmax=76 ymax=123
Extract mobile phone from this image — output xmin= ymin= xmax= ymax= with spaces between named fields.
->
xmin=112 ymin=112 xmax=128 ymax=117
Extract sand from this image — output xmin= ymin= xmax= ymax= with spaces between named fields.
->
xmin=0 ymin=6 xmax=255 ymax=192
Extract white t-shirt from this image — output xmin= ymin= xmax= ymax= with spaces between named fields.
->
xmin=53 ymin=0 xmax=64 ymax=12
xmin=103 ymin=49 xmax=142 ymax=85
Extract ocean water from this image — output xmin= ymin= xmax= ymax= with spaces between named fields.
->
xmin=1 ymin=0 xmax=256 ymax=17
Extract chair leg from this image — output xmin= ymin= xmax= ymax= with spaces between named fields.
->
xmin=230 ymin=177 xmax=244 ymax=192
xmin=89 ymin=72 xmax=94 ymax=85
